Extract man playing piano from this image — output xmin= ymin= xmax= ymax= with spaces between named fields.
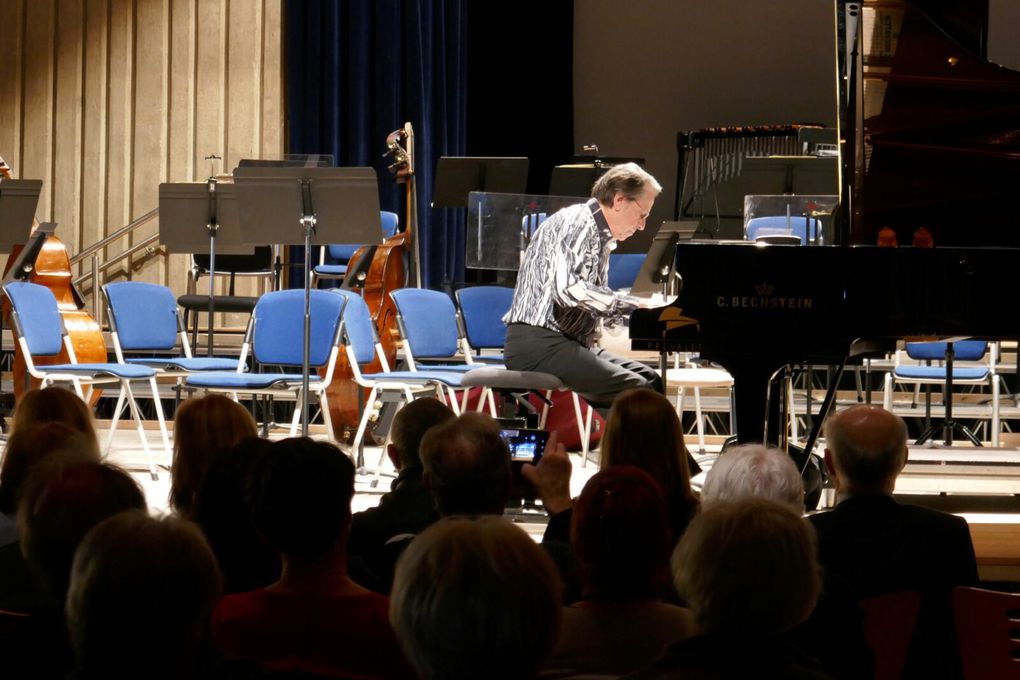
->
xmin=503 ymin=162 xmax=662 ymax=411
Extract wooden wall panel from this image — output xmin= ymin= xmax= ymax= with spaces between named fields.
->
xmin=0 ymin=0 xmax=283 ymax=312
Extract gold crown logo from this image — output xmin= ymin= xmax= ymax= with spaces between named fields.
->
xmin=755 ymin=282 xmax=774 ymax=296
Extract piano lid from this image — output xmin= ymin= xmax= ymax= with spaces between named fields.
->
xmin=847 ymin=0 xmax=1020 ymax=246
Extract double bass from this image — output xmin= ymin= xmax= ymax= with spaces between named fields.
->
xmin=322 ymin=124 xmax=422 ymax=444
xmin=0 ymin=156 xmax=107 ymax=402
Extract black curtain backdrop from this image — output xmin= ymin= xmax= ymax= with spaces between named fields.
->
xmin=284 ymin=0 xmax=573 ymax=290
xmin=285 ymin=0 xmax=467 ymax=290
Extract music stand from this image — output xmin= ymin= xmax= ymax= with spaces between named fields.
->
xmin=159 ymin=181 xmax=254 ymax=356
xmin=432 ymin=157 xmax=529 ymax=208
xmin=0 ymin=179 xmax=42 ymax=252
xmin=629 ymin=220 xmax=700 ymax=296
xmin=233 ymin=166 xmax=380 ymax=435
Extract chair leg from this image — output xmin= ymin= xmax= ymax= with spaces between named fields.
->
xmin=122 ymin=380 xmax=159 ymax=480
xmin=993 ymin=375 xmax=1001 ymax=447
xmin=539 ymin=391 xmax=552 ymax=429
xmin=148 ymin=377 xmax=171 ymax=456
xmin=694 ymin=387 xmax=706 ymax=453
xmin=288 ymin=392 xmax=303 ymax=436
xmin=319 ymin=390 xmax=337 ymax=443
xmin=571 ymin=393 xmax=590 ymax=466
xmin=352 ymin=386 xmax=380 ymax=467
xmin=883 ymin=373 xmax=893 ymax=411
xmin=105 ymin=388 xmax=128 ymax=455
xmin=446 ymin=386 xmax=462 ymax=415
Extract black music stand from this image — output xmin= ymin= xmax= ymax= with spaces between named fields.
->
xmin=233 ymin=166 xmax=380 ymax=436
xmin=0 ymin=179 xmax=44 ymax=431
xmin=159 ymin=181 xmax=254 ymax=356
xmin=433 ymin=157 xmax=529 ymax=208
xmin=914 ymin=341 xmax=982 ymax=447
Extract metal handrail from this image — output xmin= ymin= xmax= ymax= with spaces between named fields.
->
xmin=68 ymin=207 xmax=162 ymax=321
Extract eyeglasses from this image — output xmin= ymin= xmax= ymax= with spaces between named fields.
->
xmin=630 ymin=197 xmax=652 ymax=221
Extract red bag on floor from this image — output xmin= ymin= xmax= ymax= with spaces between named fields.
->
xmin=529 ymin=391 xmax=604 ymax=451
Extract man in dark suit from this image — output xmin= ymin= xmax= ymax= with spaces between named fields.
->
xmin=347 ymin=397 xmax=453 ymax=558
xmin=810 ymin=404 xmax=978 ymax=679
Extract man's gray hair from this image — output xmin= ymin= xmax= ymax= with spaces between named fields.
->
xmin=701 ymin=444 xmax=804 ymax=512
xmin=591 ymin=162 xmax=662 ymax=204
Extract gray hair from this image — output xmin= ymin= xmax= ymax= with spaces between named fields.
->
xmin=701 ymin=444 xmax=804 ymax=512
xmin=591 ymin=162 xmax=662 ymax=204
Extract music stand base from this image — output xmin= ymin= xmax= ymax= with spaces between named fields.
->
xmin=915 ymin=421 xmax=983 ymax=448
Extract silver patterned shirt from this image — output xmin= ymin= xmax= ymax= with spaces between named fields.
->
xmin=503 ymin=198 xmax=641 ymax=347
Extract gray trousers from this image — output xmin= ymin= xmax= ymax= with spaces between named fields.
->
xmin=504 ymin=324 xmax=663 ymax=409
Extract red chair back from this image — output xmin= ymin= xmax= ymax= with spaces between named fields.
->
xmin=953 ymin=586 xmax=1020 ymax=679
xmin=860 ymin=590 xmax=921 ymax=680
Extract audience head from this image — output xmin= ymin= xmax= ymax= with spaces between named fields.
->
xmin=601 ymin=388 xmax=698 ymax=532
xmin=17 ymin=459 xmax=146 ymax=600
xmin=388 ymin=397 xmax=455 ymax=471
xmin=66 ymin=512 xmax=222 ymax=680
xmin=419 ymin=412 xmax=510 ymax=516
xmin=824 ymin=405 xmax=908 ymax=495
xmin=11 ymin=386 xmax=97 ymax=440
xmin=572 ymin=466 xmax=672 ymax=599
xmin=246 ymin=437 xmax=355 ymax=561
xmin=701 ymin=444 xmax=805 ymax=512
xmin=192 ymin=436 xmax=280 ymax=593
xmin=170 ymin=394 xmax=257 ymax=517
xmin=390 ymin=515 xmax=562 ymax=680
xmin=673 ymin=499 xmax=820 ymax=636
xmin=0 ymin=423 xmax=101 ymax=515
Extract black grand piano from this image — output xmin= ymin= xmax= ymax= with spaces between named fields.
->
xmin=631 ymin=0 xmax=1020 ymax=446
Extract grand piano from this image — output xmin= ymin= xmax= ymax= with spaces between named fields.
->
xmin=631 ymin=0 xmax=1020 ymax=446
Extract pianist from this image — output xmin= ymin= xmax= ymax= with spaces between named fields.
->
xmin=503 ymin=162 xmax=663 ymax=410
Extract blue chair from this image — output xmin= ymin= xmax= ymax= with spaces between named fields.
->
xmin=3 ymin=281 xmax=170 ymax=479
xmin=453 ymin=285 xmax=595 ymax=458
xmin=883 ymin=340 xmax=1001 ymax=446
xmin=454 ymin=286 xmax=513 ymax=365
xmin=184 ymin=289 xmax=347 ymax=440
xmin=745 ymin=215 xmax=819 ymax=245
xmin=389 ymin=288 xmax=482 ymax=374
xmin=332 ymin=289 xmax=466 ymax=482
xmin=608 ymin=253 xmax=646 ymax=291
xmin=312 ymin=211 xmax=400 ymax=285
xmin=104 ymin=282 xmax=238 ymax=373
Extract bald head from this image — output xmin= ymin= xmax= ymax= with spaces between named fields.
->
xmin=824 ymin=405 xmax=907 ymax=494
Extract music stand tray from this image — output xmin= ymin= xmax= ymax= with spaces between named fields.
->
xmin=158 ymin=182 xmax=254 ymax=255
xmin=433 ymin=157 xmax=529 ymax=208
xmin=0 ymin=179 xmax=42 ymax=252
xmin=232 ymin=165 xmax=381 ymax=436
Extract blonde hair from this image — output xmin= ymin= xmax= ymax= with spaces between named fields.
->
xmin=170 ymin=395 xmax=257 ymax=517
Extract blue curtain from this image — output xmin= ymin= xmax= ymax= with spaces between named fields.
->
xmin=285 ymin=0 xmax=467 ymax=290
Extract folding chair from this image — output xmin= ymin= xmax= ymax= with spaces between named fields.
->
xmin=312 ymin=211 xmax=400 ymax=285
xmin=104 ymin=282 xmax=238 ymax=374
xmin=184 ymin=289 xmax=346 ymax=440
xmin=454 ymin=285 xmax=595 ymax=459
xmin=332 ymin=290 xmax=466 ymax=484
xmin=953 ymin=586 xmax=1020 ymax=680
xmin=3 ymin=281 xmax=169 ymax=479
xmin=883 ymin=340 xmax=1001 ymax=446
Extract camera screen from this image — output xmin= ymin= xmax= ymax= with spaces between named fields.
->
xmin=500 ymin=428 xmax=548 ymax=462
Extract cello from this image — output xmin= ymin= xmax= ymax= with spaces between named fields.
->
xmin=0 ymin=157 xmax=108 ymax=402
xmin=322 ymin=123 xmax=421 ymax=445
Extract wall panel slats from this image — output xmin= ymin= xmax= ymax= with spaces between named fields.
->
xmin=0 ymin=0 xmax=282 ymax=306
